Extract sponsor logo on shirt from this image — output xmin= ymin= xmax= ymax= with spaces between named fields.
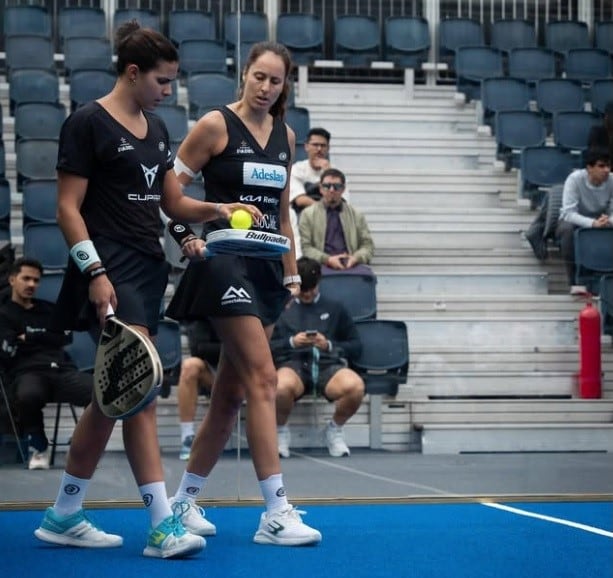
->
xmin=141 ymin=164 xmax=159 ymax=188
xmin=117 ymin=137 xmax=134 ymax=152
xmin=239 ymin=194 xmax=279 ymax=206
xmin=220 ymin=285 xmax=252 ymax=306
xmin=243 ymin=162 xmax=287 ymax=189
xmin=236 ymin=141 xmax=254 ymax=155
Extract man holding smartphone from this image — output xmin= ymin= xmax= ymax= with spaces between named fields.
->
xmin=270 ymin=257 xmax=364 ymax=458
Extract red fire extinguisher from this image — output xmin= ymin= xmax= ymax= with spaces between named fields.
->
xmin=579 ymin=297 xmax=601 ymax=399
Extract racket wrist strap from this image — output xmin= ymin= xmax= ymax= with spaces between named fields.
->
xmin=70 ymin=240 xmax=101 ymax=272
xmin=283 ymin=275 xmax=301 ymax=286
xmin=168 ymin=221 xmax=196 ymax=247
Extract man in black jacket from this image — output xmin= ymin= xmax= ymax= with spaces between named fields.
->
xmin=271 ymin=257 xmax=364 ymax=458
xmin=0 ymin=258 xmax=92 ymax=469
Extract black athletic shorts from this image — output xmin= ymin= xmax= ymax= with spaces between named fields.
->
xmin=52 ymin=237 xmax=169 ymax=335
xmin=277 ymin=359 xmax=346 ymax=401
xmin=166 ymin=254 xmax=290 ymax=326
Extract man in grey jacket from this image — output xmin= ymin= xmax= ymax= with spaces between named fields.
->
xmin=556 ymin=148 xmax=613 ymax=294
xmin=298 ymin=168 xmax=374 ymax=276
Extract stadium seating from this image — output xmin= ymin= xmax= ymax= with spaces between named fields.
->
xmin=319 ymin=274 xmax=377 ymax=322
xmin=15 ymin=138 xmax=59 ymax=190
xmin=490 ymin=19 xmax=537 ymax=53
xmin=223 ymin=11 xmax=269 ymax=59
xmin=495 ymin=110 xmax=547 ymax=170
xmin=438 ymin=17 xmax=484 ymax=71
xmin=22 ymin=222 xmax=69 ymax=271
xmin=507 ymin=47 xmax=557 ymax=97
xmin=179 ymin=39 xmax=228 ymax=77
xmin=5 ymin=35 xmax=55 ymax=77
xmin=535 ymin=78 xmax=585 ymax=133
xmin=285 ymin=107 xmax=311 ymax=149
xmin=22 ymin=180 xmax=58 ymax=225
xmin=63 ymin=37 xmax=113 ymax=76
xmin=333 ymin=15 xmax=381 ymax=67
xmin=563 ymin=48 xmax=612 ymax=85
xmin=4 ymin=5 xmax=52 ymax=38
xmin=69 ymin=70 xmax=116 ymax=112
xmin=590 ymin=79 xmax=613 ymax=117
xmin=519 ymin=145 xmax=578 ymax=205
xmin=552 ymin=111 xmax=602 ymax=152
xmin=153 ymin=104 xmax=189 ymax=150
xmin=350 ymin=319 xmax=409 ymax=396
xmin=187 ymin=73 xmax=237 ymax=120
xmin=383 ymin=16 xmax=431 ymax=69
xmin=545 ymin=20 xmax=591 ymax=55
xmin=276 ymin=13 xmax=324 ymax=65
xmin=36 ymin=271 xmax=65 ymax=304
xmin=113 ymin=8 xmax=160 ymax=32
xmin=594 ymin=20 xmax=613 ymax=54
xmin=168 ymin=9 xmax=217 ymax=46
xmin=58 ymin=6 xmax=107 ymax=45
xmin=14 ymin=102 xmax=66 ymax=143
xmin=0 ymin=180 xmax=10 ymax=242
xmin=8 ymin=68 xmax=60 ymax=115
xmin=480 ymin=77 xmax=531 ymax=132
xmin=454 ymin=46 xmax=504 ymax=102
xmin=574 ymin=228 xmax=613 ymax=294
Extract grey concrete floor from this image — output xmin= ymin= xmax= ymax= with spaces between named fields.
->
xmin=2 ymin=448 xmax=613 ymax=507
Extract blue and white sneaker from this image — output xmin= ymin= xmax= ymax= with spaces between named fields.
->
xmin=34 ymin=507 xmax=123 ymax=548
xmin=143 ymin=502 xmax=205 ymax=559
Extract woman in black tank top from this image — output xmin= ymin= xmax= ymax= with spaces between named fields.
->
xmin=166 ymin=42 xmax=321 ymax=546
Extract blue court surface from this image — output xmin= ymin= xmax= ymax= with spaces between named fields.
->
xmin=1 ymin=499 xmax=611 ymax=578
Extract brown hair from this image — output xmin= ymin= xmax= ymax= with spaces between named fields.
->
xmin=115 ymin=19 xmax=178 ymax=75
xmin=239 ymin=41 xmax=293 ymax=118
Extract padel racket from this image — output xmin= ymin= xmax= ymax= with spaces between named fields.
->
xmin=204 ymin=229 xmax=290 ymax=258
xmin=94 ymin=306 xmax=163 ymax=420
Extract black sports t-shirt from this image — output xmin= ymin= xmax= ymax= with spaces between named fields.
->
xmin=57 ymin=102 xmax=172 ymax=258
xmin=201 ymin=106 xmax=291 ymax=236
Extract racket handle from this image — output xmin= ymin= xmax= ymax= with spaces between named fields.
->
xmin=106 ymin=304 xmax=115 ymax=318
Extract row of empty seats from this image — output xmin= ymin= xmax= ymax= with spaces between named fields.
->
xmin=481 ymin=77 xmax=612 ymax=131
xmin=456 ymin=46 xmax=612 ymax=102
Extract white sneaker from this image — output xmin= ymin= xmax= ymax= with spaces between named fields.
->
xmin=277 ymin=425 xmax=291 ymax=458
xmin=253 ymin=505 xmax=322 ymax=546
xmin=169 ymin=496 xmax=216 ymax=536
xmin=325 ymin=422 xmax=350 ymax=457
xmin=34 ymin=507 xmax=123 ymax=548
xmin=570 ymin=285 xmax=588 ymax=296
xmin=29 ymin=448 xmax=50 ymax=470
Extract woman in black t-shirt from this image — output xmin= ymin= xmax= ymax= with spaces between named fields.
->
xmin=35 ymin=21 xmax=257 ymax=560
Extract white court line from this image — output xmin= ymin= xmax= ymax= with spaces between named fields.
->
xmin=482 ymin=502 xmax=613 ymax=538
xmin=296 ymin=452 xmax=613 ymax=538
xmin=297 ymin=452 xmax=458 ymax=496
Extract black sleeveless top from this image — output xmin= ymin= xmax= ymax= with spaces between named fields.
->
xmin=201 ymin=106 xmax=291 ymax=236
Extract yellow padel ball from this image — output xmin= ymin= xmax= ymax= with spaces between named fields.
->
xmin=230 ymin=209 xmax=253 ymax=230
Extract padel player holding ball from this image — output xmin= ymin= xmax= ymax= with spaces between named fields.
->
xmin=165 ymin=41 xmax=321 ymax=546
xmin=34 ymin=21 xmax=258 ymax=559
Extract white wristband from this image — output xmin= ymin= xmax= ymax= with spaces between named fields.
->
xmin=283 ymin=275 xmax=301 ymax=286
xmin=69 ymin=240 xmax=101 ymax=273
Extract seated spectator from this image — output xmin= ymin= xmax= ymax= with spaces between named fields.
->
xmin=299 ymin=168 xmax=375 ymax=276
xmin=290 ymin=127 xmax=349 ymax=216
xmin=556 ymin=148 xmax=613 ymax=295
xmin=0 ymin=258 xmax=92 ymax=469
xmin=587 ymin=101 xmax=613 ymax=160
xmin=271 ymin=257 xmax=365 ymax=458
xmin=177 ymin=319 xmax=221 ymax=460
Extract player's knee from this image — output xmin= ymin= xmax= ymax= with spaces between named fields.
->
xmin=180 ymin=357 xmax=205 ymax=384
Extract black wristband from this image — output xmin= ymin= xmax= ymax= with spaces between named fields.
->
xmin=168 ymin=221 xmax=197 ymax=248
xmin=88 ymin=266 xmax=107 ymax=280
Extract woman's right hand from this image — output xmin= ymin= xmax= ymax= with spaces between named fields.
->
xmin=89 ymin=274 xmax=117 ymax=326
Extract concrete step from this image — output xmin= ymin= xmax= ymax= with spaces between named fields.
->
xmin=377 ymin=294 xmax=583 ymax=317
xmin=409 ymin=371 xmax=575 ymax=397
xmin=374 ymin=271 xmax=549 ymax=296
xmin=420 ymin=423 xmax=613 ymax=454
xmin=397 ymin=315 xmax=576 ymax=348
xmin=412 ymin=399 xmax=613 ymax=424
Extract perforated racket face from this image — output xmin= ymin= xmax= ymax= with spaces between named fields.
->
xmin=205 ymin=229 xmax=290 ymax=258
xmin=94 ymin=317 xmax=163 ymax=419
